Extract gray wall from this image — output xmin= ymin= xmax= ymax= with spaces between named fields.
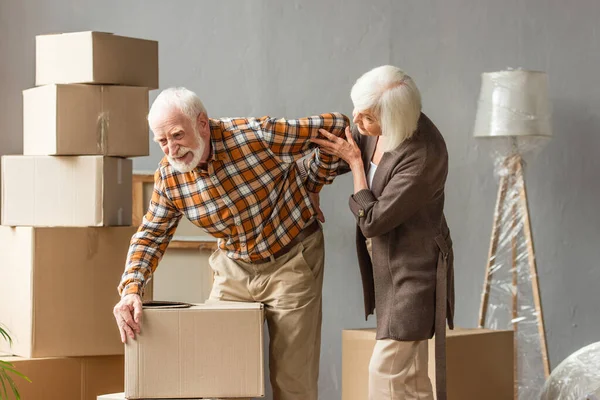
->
xmin=1 ymin=0 xmax=599 ymax=398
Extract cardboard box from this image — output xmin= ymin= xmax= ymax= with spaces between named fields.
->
xmin=1 ymin=156 xmax=132 ymax=226
xmin=23 ymin=84 xmax=149 ymax=157
xmin=125 ymin=302 xmax=265 ymax=399
xmin=0 ymin=355 xmax=124 ymax=400
xmin=342 ymin=328 xmax=513 ymax=400
xmin=36 ymin=31 xmax=158 ymax=89
xmin=0 ymin=226 xmax=136 ymax=357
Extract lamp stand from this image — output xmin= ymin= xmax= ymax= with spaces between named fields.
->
xmin=478 ymin=151 xmax=550 ymax=399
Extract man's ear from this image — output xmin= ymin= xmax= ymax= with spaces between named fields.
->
xmin=196 ymin=112 xmax=208 ymax=129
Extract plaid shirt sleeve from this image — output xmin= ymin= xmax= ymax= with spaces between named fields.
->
xmin=259 ymin=112 xmax=350 ymax=192
xmin=118 ymin=168 xmax=182 ymax=297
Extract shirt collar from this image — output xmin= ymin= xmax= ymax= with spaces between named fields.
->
xmin=193 ymin=119 xmax=227 ymax=175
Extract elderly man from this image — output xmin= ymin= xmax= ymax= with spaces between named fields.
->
xmin=113 ymin=87 xmax=349 ymax=400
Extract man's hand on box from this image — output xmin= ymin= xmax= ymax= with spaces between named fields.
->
xmin=113 ymin=293 xmax=143 ymax=343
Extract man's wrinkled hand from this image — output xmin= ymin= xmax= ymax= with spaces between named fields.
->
xmin=308 ymin=191 xmax=325 ymax=223
xmin=113 ymin=293 xmax=143 ymax=344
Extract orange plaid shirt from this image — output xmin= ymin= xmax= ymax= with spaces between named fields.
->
xmin=118 ymin=113 xmax=349 ymax=296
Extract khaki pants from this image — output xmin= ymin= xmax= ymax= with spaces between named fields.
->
xmin=208 ymin=229 xmax=325 ymax=400
xmin=369 ymin=340 xmax=434 ymax=400
xmin=365 ymin=238 xmax=433 ymax=400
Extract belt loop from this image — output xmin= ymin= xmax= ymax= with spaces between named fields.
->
xmin=269 ymin=255 xmax=276 ymax=263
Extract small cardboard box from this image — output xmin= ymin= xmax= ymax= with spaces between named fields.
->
xmin=36 ymin=31 xmax=158 ymax=89
xmin=342 ymin=327 xmax=514 ymax=400
xmin=0 ymin=226 xmax=136 ymax=357
xmin=1 ymin=156 xmax=132 ymax=226
xmin=0 ymin=355 xmax=124 ymax=400
xmin=23 ymin=84 xmax=149 ymax=157
xmin=125 ymin=302 xmax=265 ymax=399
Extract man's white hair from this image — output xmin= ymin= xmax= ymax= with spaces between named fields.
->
xmin=350 ymin=65 xmax=422 ymax=152
xmin=147 ymin=87 xmax=207 ymax=131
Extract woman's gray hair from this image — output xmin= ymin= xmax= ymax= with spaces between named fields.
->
xmin=350 ymin=65 xmax=422 ymax=152
xmin=148 ymin=87 xmax=207 ymax=131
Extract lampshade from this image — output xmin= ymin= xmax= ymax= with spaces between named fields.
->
xmin=473 ymin=70 xmax=552 ymax=138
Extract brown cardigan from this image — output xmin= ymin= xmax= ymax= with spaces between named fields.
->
xmin=337 ymin=113 xmax=454 ymax=400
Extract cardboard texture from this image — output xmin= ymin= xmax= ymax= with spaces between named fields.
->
xmin=342 ymin=328 xmax=514 ymax=400
xmin=36 ymin=31 xmax=158 ymax=89
xmin=125 ymin=302 xmax=265 ymax=399
xmin=0 ymin=226 xmax=136 ymax=357
xmin=1 ymin=156 xmax=132 ymax=226
xmin=0 ymin=355 xmax=124 ymax=400
xmin=23 ymin=84 xmax=149 ymax=157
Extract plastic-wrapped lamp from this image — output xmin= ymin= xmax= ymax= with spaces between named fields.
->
xmin=473 ymin=70 xmax=552 ymax=138
xmin=474 ymin=70 xmax=552 ymax=400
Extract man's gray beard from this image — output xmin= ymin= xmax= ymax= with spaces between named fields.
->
xmin=167 ymin=131 xmax=205 ymax=173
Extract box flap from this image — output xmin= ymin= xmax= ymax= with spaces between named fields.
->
xmin=142 ymin=301 xmax=194 ymax=309
xmin=142 ymin=301 xmax=264 ymax=311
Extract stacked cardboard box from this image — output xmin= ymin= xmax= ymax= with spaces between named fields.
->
xmin=0 ymin=31 xmax=158 ymax=400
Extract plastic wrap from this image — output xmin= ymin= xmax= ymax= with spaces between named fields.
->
xmin=475 ymin=70 xmax=553 ymax=400
xmin=540 ymin=342 xmax=600 ymax=400
xmin=473 ymin=69 xmax=552 ymax=139
xmin=480 ymin=147 xmax=548 ymax=400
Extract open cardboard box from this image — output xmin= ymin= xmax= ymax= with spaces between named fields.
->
xmin=125 ymin=301 xmax=265 ymax=399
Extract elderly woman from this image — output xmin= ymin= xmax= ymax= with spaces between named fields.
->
xmin=311 ymin=65 xmax=454 ymax=400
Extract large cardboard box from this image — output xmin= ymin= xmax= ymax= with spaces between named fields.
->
xmin=23 ymin=84 xmax=149 ymax=157
xmin=125 ymin=302 xmax=265 ymax=399
xmin=1 ymin=156 xmax=132 ymax=226
xmin=0 ymin=355 xmax=124 ymax=400
xmin=342 ymin=328 xmax=514 ymax=400
xmin=0 ymin=226 xmax=136 ymax=357
xmin=36 ymin=31 xmax=158 ymax=89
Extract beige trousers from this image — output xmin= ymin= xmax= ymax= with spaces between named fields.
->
xmin=365 ymin=238 xmax=434 ymax=400
xmin=208 ymin=229 xmax=325 ymax=400
xmin=369 ymin=340 xmax=434 ymax=400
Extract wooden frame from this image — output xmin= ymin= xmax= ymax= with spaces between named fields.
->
xmin=478 ymin=155 xmax=550 ymax=398
xmin=132 ymin=173 xmax=218 ymax=252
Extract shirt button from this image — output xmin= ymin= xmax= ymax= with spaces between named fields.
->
xmin=236 ymin=221 xmax=242 ymax=227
